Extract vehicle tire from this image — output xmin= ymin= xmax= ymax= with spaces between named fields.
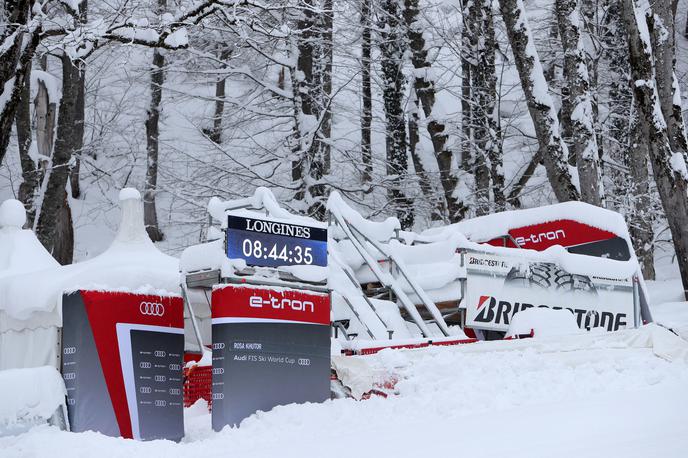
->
xmin=505 ymin=262 xmax=596 ymax=294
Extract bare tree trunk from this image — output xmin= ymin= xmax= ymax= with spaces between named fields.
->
xmin=467 ymin=0 xmax=490 ymax=215
xmin=143 ymin=0 xmax=166 ymax=242
xmin=408 ymin=90 xmax=439 ymax=214
xmin=208 ymin=48 xmax=231 ymax=144
xmin=460 ymin=3 xmax=472 ymax=173
xmin=360 ymin=0 xmax=373 ymax=182
xmin=35 ymin=54 xmax=79 ymax=264
xmin=379 ymin=0 xmax=413 ymax=227
xmin=627 ymin=106 xmax=655 ymax=279
xmin=321 ymin=0 xmax=333 ymax=172
xmin=555 ymin=0 xmax=604 ymax=206
xmin=0 ymin=0 xmax=39 ymax=167
xmin=468 ymin=0 xmax=503 ymax=215
xmin=650 ymin=0 xmax=688 ymax=157
xmin=405 ymin=0 xmax=465 ymax=221
xmin=483 ymin=2 xmax=505 ymax=212
xmin=623 ymin=0 xmax=688 ymax=299
xmin=69 ymin=0 xmax=87 ymax=200
xmin=291 ymin=0 xmax=328 ymax=219
xmin=15 ymin=62 xmax=38 ymax=228
xmin=498 ymin=0 xmax=580 ymax=202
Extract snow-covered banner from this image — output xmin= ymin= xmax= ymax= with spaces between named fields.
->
xmin=211 ymin=284 xmax=330 ymax=430
xmin=463 ymin=252 xmax=636 ymax=333
xmin=61 ymin=290 xmax=184 ymax=441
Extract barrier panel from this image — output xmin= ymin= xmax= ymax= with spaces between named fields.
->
xmin=61 ymin=290 xmax=184 ymax=441
xmin=211 ymin=284 xmax=330 ymax=430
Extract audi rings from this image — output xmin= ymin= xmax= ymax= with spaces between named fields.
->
xmin=140 ymin=301 xmax=165 ymax=316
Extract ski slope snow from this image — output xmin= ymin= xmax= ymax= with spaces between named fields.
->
xmin=2 ymin=324 xmax=687 ymax=457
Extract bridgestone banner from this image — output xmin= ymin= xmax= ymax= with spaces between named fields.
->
xmin=211 ymin=284 xmax=330 ymax=430
xmin=463 ymin=252 xmax=636 ymax=333
xmin=61 ymin=290 xmax=184 ymax=441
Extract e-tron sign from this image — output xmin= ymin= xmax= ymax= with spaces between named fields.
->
xmin=226 ymin=213 xmax=327 ymax=268
xmin=211 ymin=284 xmax=331 ymax=430
xmin=61 ymin=290 xmax=184 ymax=441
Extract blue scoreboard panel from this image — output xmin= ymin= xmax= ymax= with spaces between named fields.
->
xmin=226 ymin=214 xmax=327 ymax=268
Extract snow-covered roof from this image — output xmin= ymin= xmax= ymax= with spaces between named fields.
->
xmin=421 ymin=201 xmax=632 ymax=243
xmin=0 ymin=190 xmax=180 ymax=322
xmin=0 ymin=200 xmax=59 ymax=275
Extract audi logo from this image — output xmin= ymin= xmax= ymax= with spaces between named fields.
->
xmin=154 ymin=351 xmax=166 ymax=358
xmin=140 ymin=302 xmax=165 ymax=316
xmin=155 ymin=375 xmax=166 ymax=382
xmin=212 ymin=393 xmax=224 ymax=400
xmin=140 ymin=362 xmax=152 ymax=369
xmin=212 ymin=368 xmax=224 ymax=375
xmin=169 ymin=388 xmax=181 ymax=395
xmin=155 ymin=400 xmax=167 ymax=407
xmin=63 ymin=347 xmax=76 ymax=355
xmin=63 ymin=372 xmax=76 ymax=380
xmin=140 ymin=387 xmax=152 ymax=394
xmin=169 ymin=364 xmax=181 ymax=371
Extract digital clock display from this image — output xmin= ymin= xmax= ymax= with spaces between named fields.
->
xmin=226 ymin=214 xmax=327 ymax=268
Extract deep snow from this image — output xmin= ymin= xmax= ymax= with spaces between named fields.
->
xmin=2 ymin=323 xmax=688 ymax=457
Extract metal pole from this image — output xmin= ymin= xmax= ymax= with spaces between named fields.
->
xmin=632 ymin=275 xmax=641 ymax=328
xmin=182 ymin=281 xmax=206 ymax=353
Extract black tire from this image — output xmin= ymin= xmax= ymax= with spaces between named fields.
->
xmin=505 ymin=262 xmax=597 ymax=294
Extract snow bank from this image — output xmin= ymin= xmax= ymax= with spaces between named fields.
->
xmin=0 ymin=200 xmax=26 ymax=228
xmin=651 ymin=301 xmax=688 ymax=340
xmin=5 ymin=325 xmax=688 ymax=456
xmin=506 ymin=307 xmax=582 ymax=338
xmin=0 ymin=366 xmax=66 ymax=432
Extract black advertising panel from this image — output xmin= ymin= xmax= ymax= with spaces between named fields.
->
xmin=211 ymin=284 xmax=331 ymax=430
xmin=61 ymin=290 xmax=184 ymax=441
xmin=226 ymin=213 xmax=328 ymax=268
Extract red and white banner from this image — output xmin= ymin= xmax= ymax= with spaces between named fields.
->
xmin=463 ymin=252 xmax=636 ymax=333
xmin=61 ymin=290 xmax=184 ymax=441
xmin=211 ymin=284 xmax=330 ymax=430
xmin=212 ymin=284 xmax=330 ymax=326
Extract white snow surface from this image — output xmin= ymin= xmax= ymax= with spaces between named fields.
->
xmin=3 ymin=325 xmax=688 ymax=456
xmin=506 ymin=307 xmax=583 ymax=338
xmin=0 ymin=200 xmax=26 ymax=228
xmin=0 ymin=366 xmax=66 ymax=427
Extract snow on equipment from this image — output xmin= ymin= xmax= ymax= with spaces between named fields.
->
xmin=0 ymin=366 xmax=68 ymax=437
xmin=181 ymin=188 xmax=331 ymax=429
xmin=0 ymin=190 xmax=184 ymax=440
xmin=329 ymin=198 xmax=649 ymax=346
xmin=0 ymin=200 xmax=61 ymax=370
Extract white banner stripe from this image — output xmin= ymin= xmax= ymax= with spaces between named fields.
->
xmin=211 ymin=317 xmax=326 ymax=326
